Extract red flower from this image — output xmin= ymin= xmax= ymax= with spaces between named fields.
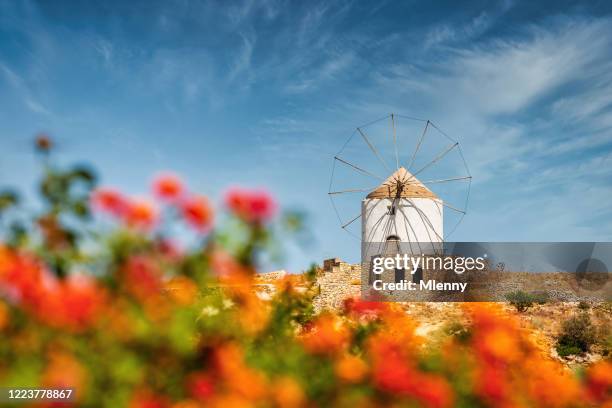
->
xmin=180 ymin=195 xmax=214 ymax=232
xmin=122 ymin=256 xmax=163 ymax=301
xmin=152 ymin=172 xmax=184 ymax=201
xmin=91 ymin=188 xmax=127 ymax=217
xmin=373 ymin=353 xmax=453 ymax=408
xmin=224 ymin=187 xmax=276 ymax=223
xmin=344 ymin=297 xmax=387 ymax=318
xmin=187 ymin=372 xmax=215 ymax=401
xmin=124 ymin=198 xmax=158 ymax=230
xmin=46 ymin=275 xmax=106 ymax=332
xmin=156 ymin=238 xmax=183 ymax=261
xmin=128 ymin=391 xmax=170 ymax=408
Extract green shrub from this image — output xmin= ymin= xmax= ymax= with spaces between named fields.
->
xmin=531 ymin=291 xmax=549 ymax=305
xmin=556 ymin=344 xmax=583 ymax=357
xmin=578 ymin=301 xmax=590 ymax=311
xmin=555 ymin=313 xmax=596 ymax=356
xmin=505 ymin=290 xmax=535 ymax=312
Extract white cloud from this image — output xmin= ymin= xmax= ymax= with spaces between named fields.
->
xmin=0 ymin=62 xmax=52 ymax=116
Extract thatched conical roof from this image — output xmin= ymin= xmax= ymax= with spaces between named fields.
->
xmin=367 ymin=167 xmax=438 ymax=199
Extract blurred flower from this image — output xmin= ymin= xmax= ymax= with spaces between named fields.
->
xmin=373 ymin=350 xmax=453 ymax=408
xmin=180 ymin=195 xmax=214 ymax=232
xmin=46 ymin=274 xmax=107 ymax=332
xmin=224 ymin=187 xmax=276 ymax=223
xmin=0 ymin=300 xmax=8 ymax=330
xmin=157 ymin=238 xmax=184 ymax=262
xmin=42 ymin=351 xmax=87 ymax=401
xmin=211 ymin=250 xmax=250 ymax=279
xmin=474 ymin=364 xmax=510 ymax=406
xmin=214 ymin=343 xmax=267 ymax=401
xmin=129 ymin=390 xmax=170 ymax=408
xmin=527 ymin=361 xmax=582 ymax=408
xmin=343 ymin=297 xmax=387 ymax=319
xmin=35 ymin=133 xmax=52 ymax=153
xmin=166 ymin=276 xmax=198 ymax=306
xmin=201 ymin=306 xmax=219 ymax=317
xmin=91 ymin=187 xmax=127 ymax=217
xmin=122 ymin=256 xmax=163 ymax=304
xmin=152 ymin=172 xmax=184 ymax=201
xmin=0 ymin=247 xmax=53 ymax=311
xmin=186 ymin=372 xmax=215 ymax=401
xmin=124 ymin=198 xmax=159 ymax=230
xmin=586 ymin=360 xmax=612 ymax=403
xmin=272 ymin=376 xmax=305 ymax=408
xmin=335 ymin=354 xmax=368 ymax=383
xmin=301 ymin=314 xmax=349 ymax=355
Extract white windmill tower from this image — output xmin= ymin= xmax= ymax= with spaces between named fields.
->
xmin=362 ymin=166 xmax=443 ymax=256
xmin=329 ymin=114 xmax=471 ymax=264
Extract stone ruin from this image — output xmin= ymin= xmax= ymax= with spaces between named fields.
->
xmin=312 ymin=258 xmax=362 ymax=312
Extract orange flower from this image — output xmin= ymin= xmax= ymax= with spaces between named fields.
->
xmin=335 ymin=354 xmax=368 ymax=383
xmin=180 ymin=195 xmax=214 ymax=232
xmin=301 ymin=314 xmax=350 ymax=355
xmin=224 ymin=187 xmax=276 ymax=223
xmin=124 ymin=197 xmax=159 ymax=230
xmin=152 ymin=172 xmax=184 ymax=201
xmin=166 ymin=276 xmax=198 ymax=306
xmin=586 ymin=360 xmax=612 ymax=403
xmin=214 ymin=343 xmax=267 ymax=401
xmin=42 ymin=351 xmax=87 ymax=401
xmin=273 ymin=376 xmax=305 ymax=408
xmin=476 ymin=327 xmax=520 ymax=363
xmin=91 ymin=187 xmax=127 ymax=217
xmin=0 ymin=300 xmax=8 ymax=330
xmin=527 ymin=360 xmax=582 ymax=408
xmin=45 ymin=274 xmax=107 ymax=332
xmin=129 ymin=390 xmax=170 ymax=408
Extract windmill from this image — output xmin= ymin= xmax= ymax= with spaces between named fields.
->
xmin=328 ymin=114 xmax=471 ymax=263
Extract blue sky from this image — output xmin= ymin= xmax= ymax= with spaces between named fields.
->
xmin=1 ymin=0 xmax=612 ymax=271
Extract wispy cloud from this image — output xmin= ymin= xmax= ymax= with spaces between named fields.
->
xmin=0 ymin=62 xmax=52 ymax=116
xmin=227 ymin=33 xmax=256 ymax=84
xmin=284 ymin=52 xmax=356 ymax=93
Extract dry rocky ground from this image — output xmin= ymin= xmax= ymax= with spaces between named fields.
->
xmin=401 ymin=301 xmax=611 ymax=369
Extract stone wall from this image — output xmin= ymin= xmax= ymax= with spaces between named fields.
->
xmin=312 ymin=259 xmax=362 ymax=312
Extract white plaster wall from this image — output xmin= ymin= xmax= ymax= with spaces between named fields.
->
xmin=361 ymin=197 xmax=443 ymax=248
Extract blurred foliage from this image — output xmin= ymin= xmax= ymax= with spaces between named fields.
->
xmin=0 ymin=137 xmax=610 ymax=408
